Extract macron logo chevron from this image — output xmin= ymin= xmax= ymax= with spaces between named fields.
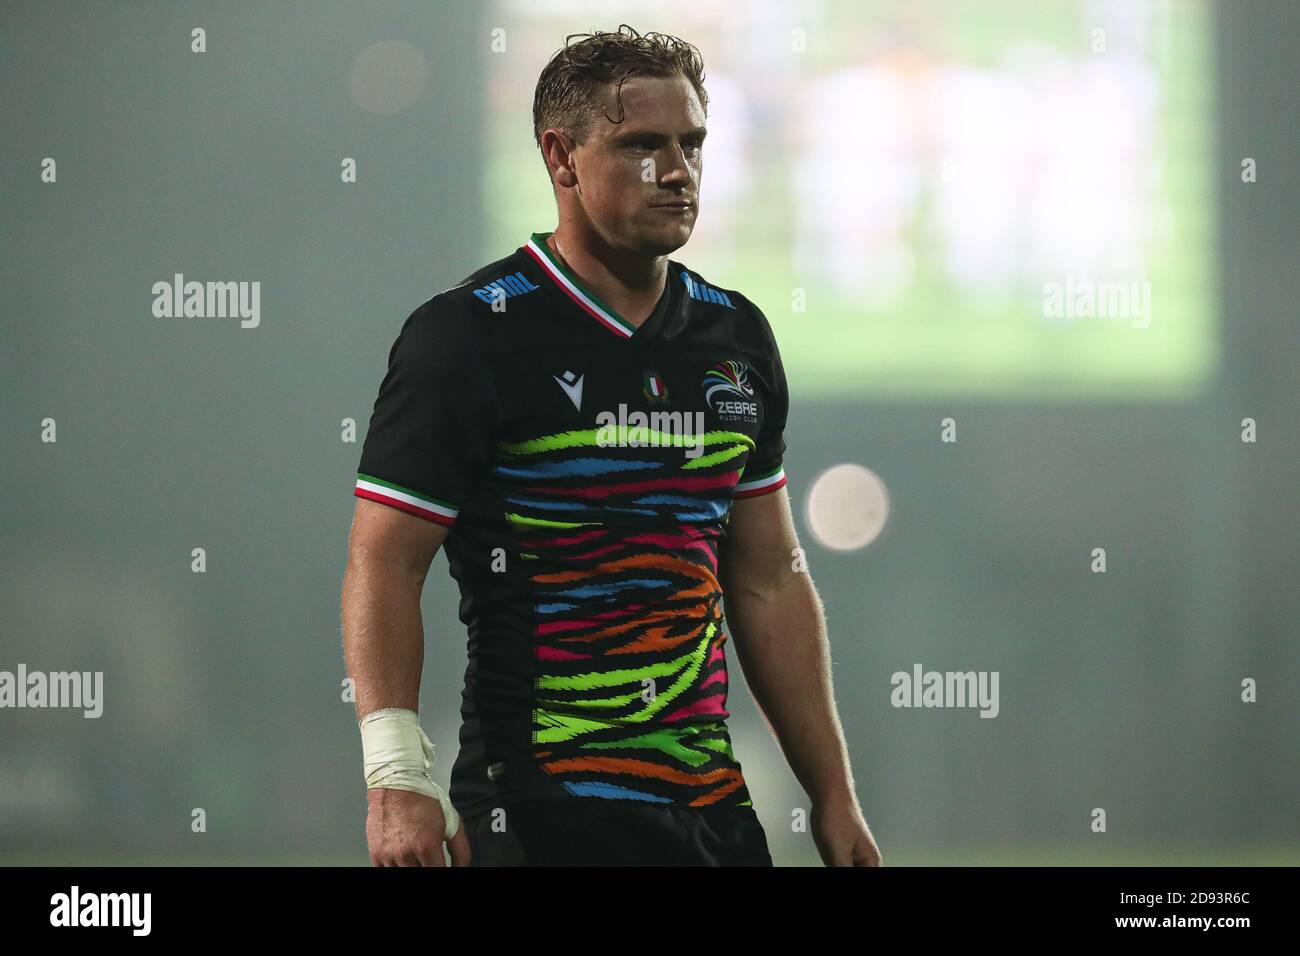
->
xmin=553 ymin=370 xmax=584 ymax=411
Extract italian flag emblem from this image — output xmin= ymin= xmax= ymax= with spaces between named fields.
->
xmin=642 ymin=371 xmax=669 ymax=405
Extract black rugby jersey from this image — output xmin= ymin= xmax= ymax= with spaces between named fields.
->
xmin=354 ymin=231 xmax=788 ymax=818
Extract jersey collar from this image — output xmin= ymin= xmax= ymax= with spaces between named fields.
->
xmin=525 ymin=231 xmax=673 ymax=341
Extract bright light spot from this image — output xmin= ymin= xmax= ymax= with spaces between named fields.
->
xmin=805 ymin=463 xmax=890 ymax=551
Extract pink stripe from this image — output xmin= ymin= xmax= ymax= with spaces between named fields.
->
xmin=625 ymin=531 xmax=709 ymax=549
xmin=525 ymin=472 xmax=737 ymax=499
xmin=541 ymin=532 xmax=715 ymax=565
xmin=536 ymin=603 xmax=650 ymax=635
xmin=565 ymin=542 xmax=634 ymax=562
xmin=519 ymin=528 xmax=606 ymax=548
xmin=625 ymin=523 xmax=711 ymax=543
xmin=536 ymin=645 xmax=591 ymax=661
xmin=699 ymin=669 xmax=728 ymax=690
xmin=662 ymin=693 xmax=729 ymax=722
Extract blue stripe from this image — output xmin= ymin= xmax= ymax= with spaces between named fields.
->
xmin=553 ymin=579 xmax=670 ymax=598
xmin=505 ymin=496 xmax=657 ymax=516
xmin=561 ymin=781 xmax=673 ymax=802
xmin=494 ymin=458 xmax=661 ymax=479
xmin=536 ymin=602 xmax=579 ymax=614
xmin=633 ymin=494 xmax=724 ymax=508
xmin=673 ymin=510 xmax=726 ymax=522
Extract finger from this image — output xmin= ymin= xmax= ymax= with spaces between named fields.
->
xmin=447 ymin=822 xmax=472 ymax=867
xmin=416 ymin=839 xmax=447 ymax=867
xmin=836 ymin=841 xmax=859 ymax=867
xmin=854 ymin=840 xmax=881 ymax=867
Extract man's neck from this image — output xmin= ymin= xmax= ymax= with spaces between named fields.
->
xmin=546 ymin=226 xmax=667 ymax=329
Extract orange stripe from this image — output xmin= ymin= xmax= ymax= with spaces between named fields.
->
xmin=534 ymin=552 xmax=712 ymax=585
xmin=604 ymin=624 xmax=699 ymax=656
xmin=540 ymin=755 xmax=745 ymax=805
xmin=554 ymin=600 xmax=712 ymax=644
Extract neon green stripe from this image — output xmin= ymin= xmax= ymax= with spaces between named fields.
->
xmin=498 ymin=427 xmax=753 ymax=457
xmin=504 ymin=513 xmax=593 ymax=530
xmin=536 ymin=690 xmax=644 ymax=709
xmin=695 ymin=736 xmax=736 ymax=757
xmin=537 ymin=653 xmax=692 ymax=691
xmin=577 ymin=726 xmax=732 ymax=767
xmin=682 ymin=442 xmax=752 ymax=470
xmin=533 ymin=623 xmax=717 ymax=742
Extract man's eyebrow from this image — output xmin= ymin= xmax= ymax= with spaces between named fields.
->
xmin=611 ymin=126 xmax=708 ymax=142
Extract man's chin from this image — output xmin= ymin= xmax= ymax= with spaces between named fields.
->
xmin=634 ymin=221 xmax=693 ymax=256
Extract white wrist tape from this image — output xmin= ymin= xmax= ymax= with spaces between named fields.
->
xmin=359 ymin=707 xmax=460 ymax=841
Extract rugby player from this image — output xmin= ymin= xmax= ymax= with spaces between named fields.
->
xmin=341 ymin=24 xmax=881 ymax=867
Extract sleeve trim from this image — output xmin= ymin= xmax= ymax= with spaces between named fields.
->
xmin=355 ymin=474 xmax=458 ymax=526
xmin=733 ymin=466 xmax=787 ymax=498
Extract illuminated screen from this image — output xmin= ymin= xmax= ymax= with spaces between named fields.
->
xmin=487 ymin=0 xmax=1216 ymax=398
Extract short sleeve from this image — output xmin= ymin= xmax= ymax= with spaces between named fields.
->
xmin=353 ymin=295 xmax=496 ymax=526
xmin=733 ymin=304 xmax=788 ymax=499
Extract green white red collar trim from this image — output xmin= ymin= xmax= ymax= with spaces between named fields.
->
xmin=525 ymin=232 xmax=640 ymax=339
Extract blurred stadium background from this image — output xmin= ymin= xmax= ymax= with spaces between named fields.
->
xmin=1 ymin=0 xmax=1295 ymax=865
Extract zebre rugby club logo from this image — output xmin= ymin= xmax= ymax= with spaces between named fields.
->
xmin=703 ymin=360 xmax=758 ymax=423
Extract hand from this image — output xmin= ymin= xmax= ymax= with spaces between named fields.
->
xmin=810 ymin=795 xmax=882 ymax=867
xmin=366 ymin=787 xmax=470 ymax=866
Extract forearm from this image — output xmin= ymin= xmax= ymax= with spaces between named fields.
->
xmin=724 ymin=573 xmax=858 ymax=806
xmin=341 ymin=558 xmax=425 ymax=719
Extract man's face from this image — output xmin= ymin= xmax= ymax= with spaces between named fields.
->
xmin=559 ymin=73 xmax=706 ymax=255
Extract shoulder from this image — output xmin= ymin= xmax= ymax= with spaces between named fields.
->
xmin=399 ymin=245 xmax=536 ymax=338
xmin=442 ymin=245 xmax=547 ymax=316
xmin=671 ymin=259 xmax=781 ymax=353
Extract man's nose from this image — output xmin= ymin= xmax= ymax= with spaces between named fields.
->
xmin=658 ymin=145 xmax=695 ymax=183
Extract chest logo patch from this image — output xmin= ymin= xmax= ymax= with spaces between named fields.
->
xmin=703 ymin=360 xmax=759 ymax=423
xmin=641 ymin=371 xmax=670 ymax=406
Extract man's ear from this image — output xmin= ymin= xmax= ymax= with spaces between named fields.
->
xmin=540 ymin=130 xmax=577 ymax=191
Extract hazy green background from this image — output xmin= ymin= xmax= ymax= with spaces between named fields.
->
xmin=1 ymin=0 xmax=1295 ymax=866
xmin=490 ymin=0 xmax=1217 ymax=398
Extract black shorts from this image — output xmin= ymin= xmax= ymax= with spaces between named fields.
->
xmin=464 ymin=798 xmax=774 ymax=867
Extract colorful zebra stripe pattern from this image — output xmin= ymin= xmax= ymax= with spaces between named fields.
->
xmin=497 ymin=425 xmax=759 ymax=807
